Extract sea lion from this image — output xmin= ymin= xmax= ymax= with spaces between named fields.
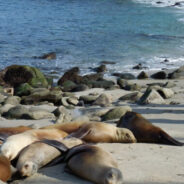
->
xmin=16 ymin=137 xmax=83 ymax=177
xmin=0 ymin=154 xmax=11 ymax=182
xmin=65 ymin=144 xmax=123 ymax=184
xmin=1 ymin=129 xmax=68 ymax=161
xmin=68 ymin=122 xmax=136 ymax=143
xmin=0 ymin=126 xmax=33 ymax=140
xmin=117 ymin=111 xmax=184 ymax=146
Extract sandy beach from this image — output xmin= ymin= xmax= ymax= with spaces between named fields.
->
xmin=0 ymin=76 xmax=183 ymax=184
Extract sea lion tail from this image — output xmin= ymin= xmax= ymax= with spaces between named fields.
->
xmin=160 ymin=132 xmax=184 ymax=146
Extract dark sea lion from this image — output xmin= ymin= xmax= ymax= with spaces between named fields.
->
xmin=117 ymin=111 xmax=183 ymax=146
xmin=16 ymin=138 xmax=83 ymax=177
xmin=65 ymin=144 xmax=123 ymax=184
xmin=1 ymin=129 xmax=68 ymax=161
xmin=0 ymin=154 xmax=11 ymax=182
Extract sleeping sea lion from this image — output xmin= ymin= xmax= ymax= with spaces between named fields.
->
xmin=0 ymin=154 xmax=11 ymax=182
xmin=68 ymin=122 xmax=136 ymax=143
xmin=65 ymin=144 xmax=123 ymax=184
xmin=1 ymin=129 xmax=68 ymax=161
xmin=0 ymin=126 xmax=33 ymax=141
xmin=16 ymin=137 xmax=83 ymax=177
xmin=117 ymin=111 xmax=183 ymax=146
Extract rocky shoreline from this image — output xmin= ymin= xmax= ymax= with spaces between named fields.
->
xmin=0 ymin=64 xmax=184 ymax=184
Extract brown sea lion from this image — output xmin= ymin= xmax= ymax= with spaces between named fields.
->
xmin=68 ymin=122 xmax=136 ymax=143
xmin=0 ymin=154 xmax=11 ymax=182
xmin=16 ymin=137 xmax=83 ymax=177
xmin=1 ymin=129 xmax=68 ymax=161
xmin=117 ymin=111 xmax=184 ymax=146
xmin=64 ymin=144 xmax=123 ymax=184
xmin=0 ymin=126 xmax=33 ymax=140
xmin=43 ymin=121 xmax=136 ymax=143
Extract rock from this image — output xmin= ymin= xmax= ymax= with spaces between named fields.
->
xmin=138 ymin=89 xmax=165 ymax=105
xmin=61 ymin=80 xmax=77 ymax=92
xmin=25 ymin=110 xmax=55 ymax=120
xmin=55 ymin=109 xmax=72 ymax=123
xmin=83 ymin=73 xmax=104 ymax=82
xmin=101 ymin=106 xmax=132 ymax=121
xmin=67 ymin=97 xmax=79 ymax=106
xmin=3 ymin=105 xmax=29 ymax=119
xmin=113 ymin=73 xmax=135 ymax=80
xmin=2 ymin=65 xmax=48 ymax=88
xmin=132 ymin=63 xmax=147 ymax=70
xmin=147 ymin=82 xmax=164 ymax=87
xmin=3 ymin=96 xmax=21 ymax=105
xmin=92 ymin=93 xmax=112 ymax=107
xmin=21 ymin=88 xmax=62 ymax=105
xmin=79 ymin=95 xmax=98 ymax=104
xmin=34 ymin=52 xmax=56 ymax=60
xmin=117 ymin=79 xmax=140 ymax=91
xmin=124 ymin=83 xmax=141 ymax=91
xmin=87 ymin=80 xmax=115 ymax=89
xmin=93 ymin=64 xmax=107 ymax=73
xmin=119 ymin=92 xmax=143 ymax=103
xmin=117 ymin=79 xmax=128 ymax=89
xmin=61 ymin=97 xmax=70 ymax=107
xmin=0 ymin=93 xmax=6 ymax=104
xmin=168 ymin=66 xmax=184 ymax=79
xmin=57 ymin=67 xmax=82 ymax=85
xmin=0 ymin=104 xmax=15 ymax=115
xmin=151 ymin=71 xmax=167 ymax=79
xmin=53 ymin=106 xmax=72 ymax=123
xmin=72 ymin=84 xmax=89 ymax=92
xmin=14 ymin=83 xmax=33 ymax=97
xmin=100 ymin=61 xmax=116 ymax=65
xmin=72 ymin=115 xmax=89 ymax=123
xmin=137 ymin=71 xmax=149 ymax=79
xmin=150 ymin=86 xmax=174 ymax=99
xmin=163 ymin=81 xmax=176 ymax=88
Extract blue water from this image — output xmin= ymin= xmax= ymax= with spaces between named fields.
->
xmin=0 ymin=0 xmax=184 ymax=77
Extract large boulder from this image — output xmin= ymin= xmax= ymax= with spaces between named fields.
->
xmin=119 ymin=92 xmax=143 ymax=103
xmin=0 ymin=65 xmax=48 ymax=88
xmin=168 ymin=66 xmax=184 ymax=79
xmin=93 ymin=93 xmax=112 ymax=107
xmin=137 ymin=71 xmax=149 ymax=79
xmin=138 ymin=89 xmax=165 ymax=105
xmin=151 ymin=71 xmax=167 ymax=79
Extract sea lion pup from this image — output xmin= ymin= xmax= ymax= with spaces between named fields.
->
xmin=117 ymin=111 xmax=184 ymax=146
xmin=0 ymin=154 xmax=11 ymax=182
xmin=1 ymin=129 xmax=68 ymax=161
xmin=64 ymin=144 xmax=123 ymax=184
xmin=16 ymin=137 xmax=83 ymax=177
xmin=67 ymin=122 xmax=136 ymax=143
xmin=41 ymin=121 xmax=86 ymax=134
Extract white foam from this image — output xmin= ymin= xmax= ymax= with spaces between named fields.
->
xmin=133 ymin=0 xmax=184 ymax=8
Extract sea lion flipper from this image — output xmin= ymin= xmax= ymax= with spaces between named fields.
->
xmin=65 ymin=129 xmax=92 ymax=140
xmin=160 ymin=132 xmax=184 ymax=146
xmin=41 ymin=139 xmax=69 ymax=152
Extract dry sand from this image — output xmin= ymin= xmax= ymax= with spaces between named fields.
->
xmin=0 ymin=78 xmax=184 ymax=184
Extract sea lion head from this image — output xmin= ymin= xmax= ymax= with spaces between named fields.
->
xmin=19 ymin=161 xmax=38 ymax=177
xmin=104 ymin=167 xmax=123 ymax=184
xmin=116 ymin=128 xmax=137 ymax=143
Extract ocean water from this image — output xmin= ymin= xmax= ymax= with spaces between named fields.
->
xmin=0 ymin=0 xmax=184 ymax=78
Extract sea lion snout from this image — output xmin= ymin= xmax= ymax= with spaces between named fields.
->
xmin=19 ymin=161 xmax=38 ymax=177
xmin=104 ymin=168 xmax=123 ymax=184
